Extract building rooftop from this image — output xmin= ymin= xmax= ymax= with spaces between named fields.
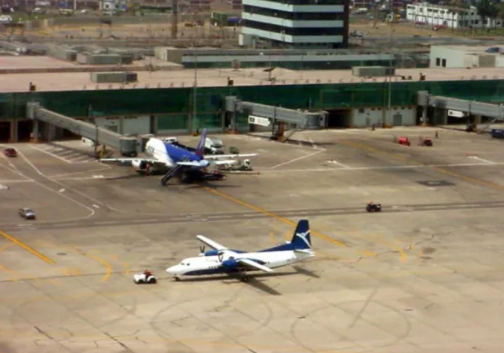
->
xmin=0 ymin=56 xmax=182 ymax=74
xmin=0 ymin=58 xmax=503 ymax=93
xmin=432 ymin=45 xmax=503 ymax=55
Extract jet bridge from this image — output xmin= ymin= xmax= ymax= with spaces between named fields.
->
xmin=27 ymin=102 xmax=138 ymax=156
xmin=417 ymin=91 xmax=504 ymax=128
xmin=224 ymin=96 xmax=327 ymax=140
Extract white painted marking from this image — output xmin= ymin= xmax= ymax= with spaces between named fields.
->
xmin=68 ymin=155 xmax=91 ymax=162
xmin=92 ymin=205 xmax=100 ymax=209
xmin=0 ymin=180 xmax=34 ymax=183
xmin=269 ymin=150 xmax=324 ymax=170
xmin=0 ymin=185 xmax=8 ymax=190
xmin=15 ymin=149 xmax=96 ymax=220
xmin=326 ymin=160 xmax=351 ymax=169
xmin=308 ymin=137 xmax=320 ymax=150
xmin=53 ymin=176 xmax=120 ymax=181
xmin=468 ymin=156 xmax=496 ymax=165
xmin=29 ymin=145 xmax=72 ymax=164
xmin=93 ymin=221 xmax=116 ymax=225
xmin=58 ymin=150 xmax=77 ymax=157
xmin=258 ymin=161 xmax=504 ymax=173
xmin=59 ymin=188 xmax=65 ymax=193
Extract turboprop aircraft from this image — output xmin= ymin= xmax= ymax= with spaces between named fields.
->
xmin=166 ymin=220 xmax=315 ymax=282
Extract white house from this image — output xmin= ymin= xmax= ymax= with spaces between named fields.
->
xmin=406 ymin=3 xmax=504 ymax=29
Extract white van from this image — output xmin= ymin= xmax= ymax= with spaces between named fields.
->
xmin=0 ymin=15 xmax=13 ymax=24
xmin=204 ymin=136 xmax=225 ymax=155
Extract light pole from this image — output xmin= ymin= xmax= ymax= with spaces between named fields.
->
xmin=386 ymin=1 xmax=394 ymax=128
xmin=192 ymin=46 xmax=198 ymax=133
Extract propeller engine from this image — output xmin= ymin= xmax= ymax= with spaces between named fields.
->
xmin=218 ymin=250 xmax=238 ymax=268
xmin=132 ymin=160 xmax=151 ymax=172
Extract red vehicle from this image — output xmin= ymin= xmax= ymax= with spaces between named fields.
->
xmin=397 ymin=136 xmax=411 ymax=146
xmin=3 ymin=148 xmax=17 ymax=157
xmin=419 ymin=137 xmax=433 ymax=146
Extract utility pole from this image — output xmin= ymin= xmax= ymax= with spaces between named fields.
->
xmin=171 ymin=0 xmax=178 ymax=39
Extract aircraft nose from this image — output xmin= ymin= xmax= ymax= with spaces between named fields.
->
xmin=166 ymin=266 xmax=177 ymax=274
xmin=200 ymin=160 xmax=209 ymax=168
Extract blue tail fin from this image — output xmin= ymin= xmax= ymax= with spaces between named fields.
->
xmin=290 ymin=220 xmax=311 ymax=250
xmin=260 ymin=219 xmax=311 ymax=252
xmin=195 ymin=129 xmax=207 ymax=157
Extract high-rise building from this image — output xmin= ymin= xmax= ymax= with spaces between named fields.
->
xmin=240 ymin=0 xmax=349 ymax=49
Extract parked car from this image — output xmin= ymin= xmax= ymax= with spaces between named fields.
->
xmin=19 ymin=208 xmax=36 ymax=220
xmin=3 ymin=148 xmax=17 ymax=157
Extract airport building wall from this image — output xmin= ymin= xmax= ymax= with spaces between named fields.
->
xmin=0 ymin=79 xmax=503 ymax=139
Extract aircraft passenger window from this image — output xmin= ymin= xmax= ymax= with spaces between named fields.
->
xmin=186 ymin=263 xmax=190 ymax=266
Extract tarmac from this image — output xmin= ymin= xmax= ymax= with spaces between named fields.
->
xmin=1 ymin=127 xmax=504 ymax=352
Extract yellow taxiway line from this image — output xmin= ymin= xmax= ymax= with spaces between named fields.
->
xmin=204 ymin=187 xmax=345 ymax=247
xmin=0 ymin=229 xmax=55 ymax=265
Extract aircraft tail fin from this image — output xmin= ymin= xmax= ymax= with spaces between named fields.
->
xmin=290 ymin=220 xmax=311 ymax=250
xmin=195 ymin=129 xmax=208 ymax=157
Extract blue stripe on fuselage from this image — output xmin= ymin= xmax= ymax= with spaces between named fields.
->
xmin=183 ymin=262 xmax=266 ymax=277
xmin=163 ymin=142 xmax=202 ymax=163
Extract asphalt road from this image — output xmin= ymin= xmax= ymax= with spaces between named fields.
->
xmin=6 ymin=200 xmax=504 ymax=232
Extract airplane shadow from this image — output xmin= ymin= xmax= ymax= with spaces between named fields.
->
xmin=103 ymin=174 xmax=144 ymax=181
xmin=183 ymin=183 xmax=241 ymax=190
xmin=173 ymin=272 xmax=299 ymax=296
xmin=293 ymin=266 xmax=320 ymax=279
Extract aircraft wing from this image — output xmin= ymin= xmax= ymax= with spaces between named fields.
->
xmin=196 ymin=235 xmax=228 ymax=251
xmin=176 ymin=161 xmax=202 ymax=167
xmin=204 ymin=154 xmax=258 ymax=160
xmin=99 ymin=157 xmax=160 ymax=164
xmin=237 ymin=258 xmax=274 ymax=273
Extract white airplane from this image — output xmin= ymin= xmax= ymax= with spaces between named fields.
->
xmin=166 ymin=220 xmax=315 ymax=282
xmin=99 ymin=129 xmax=257 ymax=185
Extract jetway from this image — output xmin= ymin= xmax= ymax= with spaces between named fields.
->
xmin=224 ymin=96 xmax=327 ymax=140
xmin=27 ymin=102 xmax=139 ymax=156
xmin=417 ymin=91 xmax=504 ymax=126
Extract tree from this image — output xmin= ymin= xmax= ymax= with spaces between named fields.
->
xmin=476 ymin=0 xmax=497 ymax=30
xmin=497 ymin=2 xmax=504 ymax=21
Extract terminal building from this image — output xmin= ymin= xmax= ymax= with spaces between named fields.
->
xmin=0 ymin=57 xmax=502 ymax=143
xmin=154 ymin=47 xmax=399 ymax=70
xmin=406 ymin=3 xmax=504 ymax=29
xmin=240 ymin=0 xmax=349 ymax=49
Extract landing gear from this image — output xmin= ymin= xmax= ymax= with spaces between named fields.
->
xmin=174 ymin=276 xmax=181 ymax=282
xmin=239 ymin=270 xmax=249 ymax=282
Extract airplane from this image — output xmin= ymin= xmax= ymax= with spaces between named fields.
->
xmin=166 ymin=219 xmax=315 ymax=282
xmin=99 ymin=129 xmax=257 ymax=186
